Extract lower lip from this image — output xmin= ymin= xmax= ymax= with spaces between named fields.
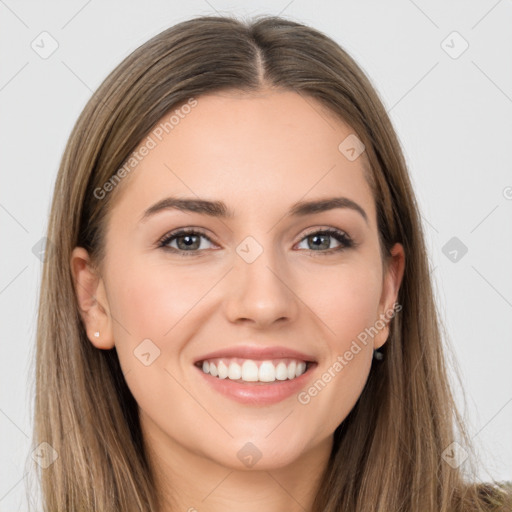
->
xmin=194 ymin=363 xmax=318 ymax=405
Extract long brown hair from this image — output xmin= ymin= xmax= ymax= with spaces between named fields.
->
xmin=29 ymin=14 xmax=510 ymax=511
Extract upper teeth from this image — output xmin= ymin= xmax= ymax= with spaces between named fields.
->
xmin=200 ymin=358 xmax=307 ymax=382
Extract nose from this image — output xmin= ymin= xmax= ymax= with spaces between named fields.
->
xmin=223 ymin=244 xmax=300 ymax=329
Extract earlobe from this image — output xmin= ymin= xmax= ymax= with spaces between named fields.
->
xmin=70 ymin=247 xmax=115 ymax=349
xmin=374 ymin=242 xmax=406 ymax=350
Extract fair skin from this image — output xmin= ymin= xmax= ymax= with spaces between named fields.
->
xmin=71 ymin=89 xmax=405 ymax=512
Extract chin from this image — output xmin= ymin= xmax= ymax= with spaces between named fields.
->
xmin=204 ymin=438 xmax=311 ymax=472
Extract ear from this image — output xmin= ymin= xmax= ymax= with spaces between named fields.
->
xmin=70 ymin=247 xmax=114 ymax=349
xmin=373 ymin=242 xmax=405 ymax=350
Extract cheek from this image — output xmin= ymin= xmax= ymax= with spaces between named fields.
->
xmin=306 ymin=259 xmax=383 ymax=349
xmin=295 ymin=261 xmax=380 ymax=426
xmin=107 ymin=258 xmax=213 ymax=343
xmin=104 ymin=258 xmax=210 ymax=430
xmin=301 ymin=347 xmax=373 ymax=441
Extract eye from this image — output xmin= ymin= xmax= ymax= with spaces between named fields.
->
xmin=157 ymin=228 xmax=216 ymax=256
xmin=295 ymin=228 xmax=354 ymax=254
xmin=157 ymin=227 xmax=355 ymax=256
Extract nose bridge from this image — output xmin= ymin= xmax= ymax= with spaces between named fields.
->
xmin=224 ymin=234 xmax=298 ymax=325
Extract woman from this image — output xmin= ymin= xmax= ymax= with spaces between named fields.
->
xmin=31 ymin=14 xmax=511 ymax=512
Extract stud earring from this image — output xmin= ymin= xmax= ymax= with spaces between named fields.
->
xmin=373 ymin=349 xmax=384 ymax=361
xmin=94 ymin=331 xmax=100 ymax=338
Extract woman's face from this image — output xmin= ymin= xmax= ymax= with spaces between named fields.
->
xmin=73 ymin=89 xmax=404 ymax=472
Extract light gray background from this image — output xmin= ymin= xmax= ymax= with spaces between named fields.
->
xmin=1 ymin=1 xmax=511 ymax=510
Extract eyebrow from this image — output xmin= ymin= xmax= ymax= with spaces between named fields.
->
xmin=140 ymin=196 xmax=368 ymax=225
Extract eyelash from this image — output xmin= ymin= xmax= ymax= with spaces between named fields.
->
xmin=156 ymin=227 xmax=355 ymax=257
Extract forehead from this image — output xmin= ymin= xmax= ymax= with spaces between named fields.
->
xmin=108 ymin=89 xmax=376 ymax=225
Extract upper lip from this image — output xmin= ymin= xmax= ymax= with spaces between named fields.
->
xmin=194 ymin=345 xmax=317 ymax=364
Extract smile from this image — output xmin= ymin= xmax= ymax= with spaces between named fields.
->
xmin=194 ymin=358 xmax=318 ymax=405
xmin=196 ymin=357 xmax=311 ymax=383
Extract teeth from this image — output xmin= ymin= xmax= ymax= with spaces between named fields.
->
xmin=241 ymin=360 xmax=259 ymax=381
xmin=287 ymin=361 xmax=296 ymax=379
xmin=199 ymin=358 xmax=310 ymax=383
xmin=275 ymin=362 xmax=288 ymax=381
xmin=258 ymin=361 xmax=275 ymax=382
xmin=217 ymin=360 xmax=228 ymax=379
xmin=228 ymin=362 xmax=242 ymax=380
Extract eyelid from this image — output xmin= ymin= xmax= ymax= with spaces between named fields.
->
xmin=300 ymin=225 xmax=350 ymax=239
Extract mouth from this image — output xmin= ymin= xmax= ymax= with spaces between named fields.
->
xmin=192 ymin=345 xmax=318 ymax=404
xmin=194 ymin=357 xmax=318 ymax=405
xmin=194 ymin=357 xmax=316 ymax=384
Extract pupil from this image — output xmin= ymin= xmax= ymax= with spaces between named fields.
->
xmin=311 ymin=234 xmax=328 ymax=250
xmin=179 ymin=235 xmax=198 ymax=249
